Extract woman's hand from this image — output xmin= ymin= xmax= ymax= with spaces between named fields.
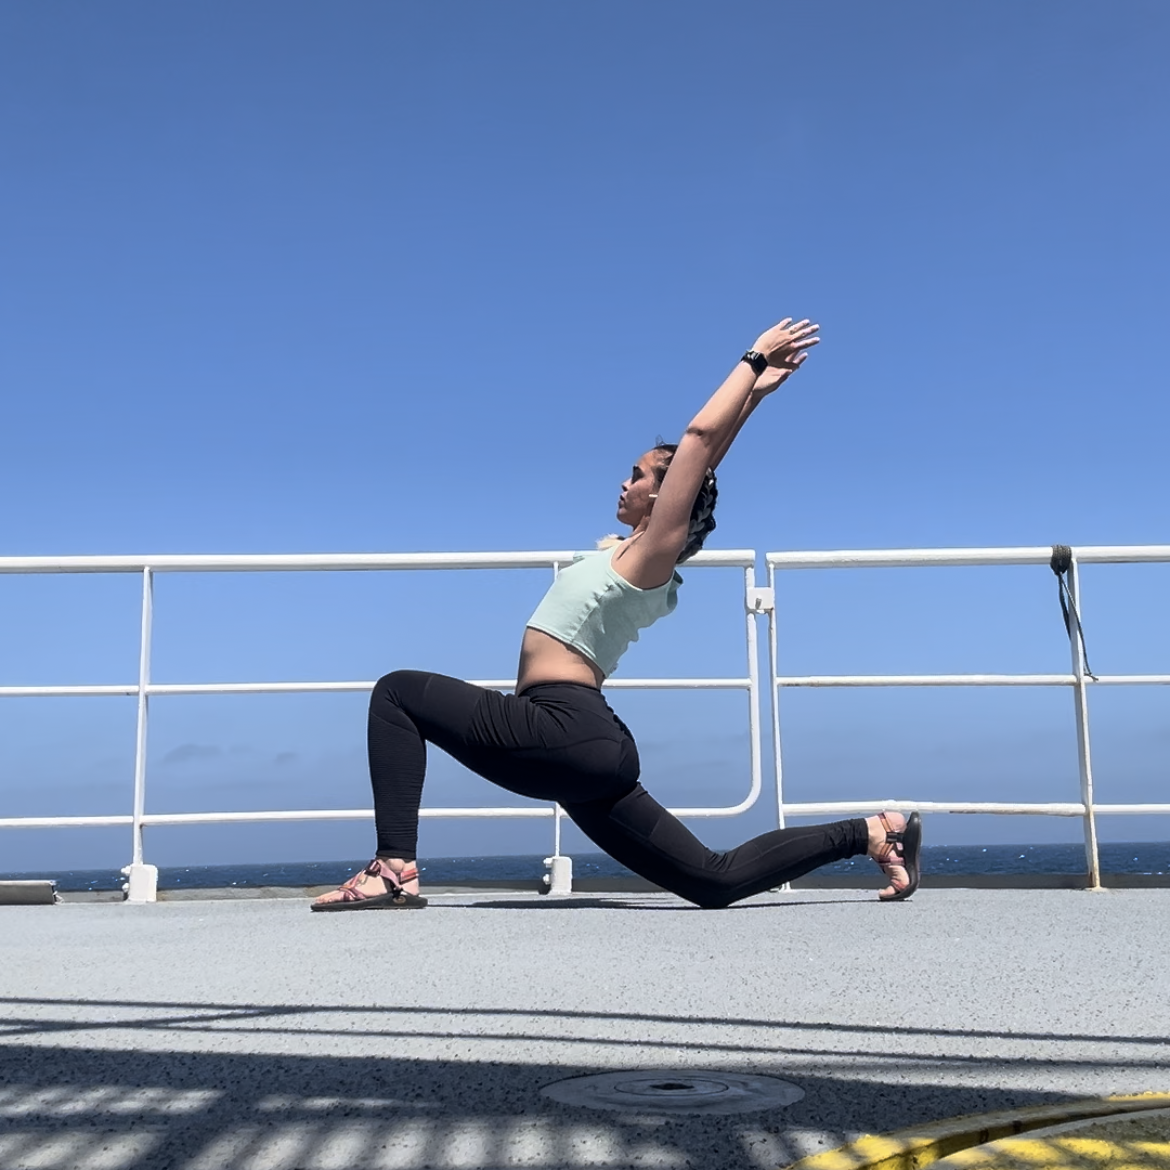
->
xmin=754 ymin=317 xmax=819 ymax=364
xmin=747 ymin=318 xmax=819 ymax=398
xmin=751 ymin=349 xmax=809 ymax=398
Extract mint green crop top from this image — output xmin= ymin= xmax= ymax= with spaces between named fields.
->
xmin=525 ymin=547 xmax=683 ymax=678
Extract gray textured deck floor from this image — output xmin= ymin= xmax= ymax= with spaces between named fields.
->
xmin=3 ymin=888 xmax=1169 ymax=1170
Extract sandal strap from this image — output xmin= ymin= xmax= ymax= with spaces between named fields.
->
xmin=873 ymin=812 xmax=906 ymax=863
xmin=367 ymin=859 xmax=418 ymax=885
xmin=331 ymin=859 xmax=417 ymax=901
xmin=316 ymin=859 xmax=422 ymax=907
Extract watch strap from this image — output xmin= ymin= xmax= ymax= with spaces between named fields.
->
xmin=741 ymin=350 xmax=768 ymax=376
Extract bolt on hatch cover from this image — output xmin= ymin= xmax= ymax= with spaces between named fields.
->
xmin=541 ymin=1070 xmax=804 ymax=1115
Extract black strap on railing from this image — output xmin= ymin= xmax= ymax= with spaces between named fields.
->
xmin=1050 ymin=544 xmax=1097 ymax=681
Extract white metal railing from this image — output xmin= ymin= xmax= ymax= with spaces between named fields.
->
xmin=766 ymin=544 xmax=1170 ymax=889
xmin=0 ymin=550 xmax=764 ymax=900
xmin=5 ymin=543 xmax=1168 ymax=900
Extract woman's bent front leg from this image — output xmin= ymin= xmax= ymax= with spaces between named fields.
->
xmin=367 ymin=669 xmax=491 ymax=860
xmin=312 ymin=669 xmax=492 ymax=910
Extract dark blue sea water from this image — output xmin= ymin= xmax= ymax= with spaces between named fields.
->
xmin=5 ymin=842 xmax=1169 ymax=892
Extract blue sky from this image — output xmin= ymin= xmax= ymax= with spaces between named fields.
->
xmin=2 ymin=2 xmax=1167 ymax=873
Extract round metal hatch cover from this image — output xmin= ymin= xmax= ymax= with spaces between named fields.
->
xmin=541 ymin=1070 xmax=804 ymax=1115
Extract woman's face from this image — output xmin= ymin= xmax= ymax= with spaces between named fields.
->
xmin=617 ymin=451 xmax=662 ymax=528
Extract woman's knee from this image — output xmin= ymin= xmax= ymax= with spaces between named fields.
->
xmin=370 ymin=669 xmax=426 ymax=714
xmin=375 ymin=669 xmax=414 ymax=694
xmin=686 ymin=885 xmax=735 ymax=910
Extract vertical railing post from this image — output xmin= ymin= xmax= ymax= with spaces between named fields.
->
xmin=541 ymin=560 xmax=573 ymax=895
xmin=1067 ymin=557 xmax=1102 ymax=890
xmin=762 ymin=561 xmax=793 ymax=893
xmin=743 ymin=564 xmax=765 ymax=830
xmin=542 ymin=804 xmax=571 ymax=894
xmin=766 ymin=562 xmax=786 ymax=832
xmin=123 ymin=567 xmax=158 ymax=902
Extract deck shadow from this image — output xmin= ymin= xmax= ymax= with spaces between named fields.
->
xmin=2 ymin=1040 xmax=1153 ymax=1170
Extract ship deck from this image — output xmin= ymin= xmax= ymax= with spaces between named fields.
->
xmin=3 ymin=887 xmax=1169 ymax=1170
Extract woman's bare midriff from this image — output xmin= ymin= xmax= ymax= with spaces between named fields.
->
xmin=516 ymin=627 xmax=604 ymax=695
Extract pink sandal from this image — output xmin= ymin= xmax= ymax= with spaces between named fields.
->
xmin=872 ymin=812 xmax=922 ymax=902
xmin=310 ymin=858 xmax=428 ymax=912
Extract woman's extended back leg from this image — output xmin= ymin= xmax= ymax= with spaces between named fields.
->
xmin=564 ymin=784 xmax=870 ymax=909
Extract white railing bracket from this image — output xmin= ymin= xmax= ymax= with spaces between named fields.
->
xmin=121 ymin=863 xmax=159 ymax=903
xmin=541 ymin=855 xmax=573 ymax=896
xmin=746 ymin=587 xmax=774 ymax=615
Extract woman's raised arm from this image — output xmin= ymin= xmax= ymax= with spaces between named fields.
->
xmin=707 ymin=345 xmax=813 ymax=472
xmin=615 ymin=319 xmax=818 ymax=587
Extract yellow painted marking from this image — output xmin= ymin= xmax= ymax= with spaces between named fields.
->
xmin=932 ymin=1112 xmax=1170 ymax=1170
xmin=783 ymin=1095 xmax=1170 ymax=1170
xmin=939 ymin=1136 xmax=1170 ymax=1169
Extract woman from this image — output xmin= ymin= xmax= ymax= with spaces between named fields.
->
xmin=312 ymin=318 xmax=921 ymax=911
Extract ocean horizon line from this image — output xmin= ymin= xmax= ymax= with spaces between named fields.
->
xmin=4 ymin=841 xmax=1169 ymax=892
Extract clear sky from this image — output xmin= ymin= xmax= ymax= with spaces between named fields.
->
xmin=2 ymin=2 xmax=1168 ymax=873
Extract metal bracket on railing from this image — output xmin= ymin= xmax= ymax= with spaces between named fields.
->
xmin=540 ymin=855 xmax=573 ymax=896
xmin=746 ymin=587 xmax=774 ymax=615
xmin=122 ymin=863 xmax=158 ymax=903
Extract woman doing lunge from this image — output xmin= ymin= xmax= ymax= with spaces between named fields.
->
xmin=312 ymin=317 xmax=921 ymax=912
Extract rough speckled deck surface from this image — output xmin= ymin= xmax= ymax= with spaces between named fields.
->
xmin=3 ymin=888 xmax=1169 ymax=1170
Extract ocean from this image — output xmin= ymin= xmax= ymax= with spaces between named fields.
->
xmin=4 ymin=842 xmax=1169 ymax=892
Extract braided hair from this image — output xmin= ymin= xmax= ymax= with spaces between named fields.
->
xmin=652 ymin=442 xmax=718 ymax=563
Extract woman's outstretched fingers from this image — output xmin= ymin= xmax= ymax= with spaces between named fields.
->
xmin=754 ymin=318 xmax=820 ymax=365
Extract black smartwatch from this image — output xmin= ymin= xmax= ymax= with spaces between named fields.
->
xmin=741 ymin=350 xmax=768 ymax=376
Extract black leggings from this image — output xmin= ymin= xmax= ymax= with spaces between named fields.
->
xmin=368 ymin=670 xmax=869 ymax=909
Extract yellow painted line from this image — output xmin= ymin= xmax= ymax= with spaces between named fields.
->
xmin=939 ymin=1135 xmax=1170 ymax=1169
xmin=782 ymin=1094 xmax=1170 ymax=1170
xmin=933 ymin=1107 xmax=1170 ymax=1169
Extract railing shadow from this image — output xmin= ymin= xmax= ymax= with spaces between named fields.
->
xmin=3 ymin=996 xmax=1168 ymax=1169
xmin=2 ymin=1041 xmax=1159 ymax=1170
xmin=3 ymin=995 xmax=1168 ymax=1050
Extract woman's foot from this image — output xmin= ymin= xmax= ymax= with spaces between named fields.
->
xmin=866 ymin=811 xmax=922 ymax=901
xmin=310 ymin=857 xmax=427 ymax=912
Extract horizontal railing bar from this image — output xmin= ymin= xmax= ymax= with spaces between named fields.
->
xmin=8 ymin=545 xmax=1163 ymax=575
xmin=598 ymin=678 xmax=751 ymax=690
xmin=0 ymin=549 xmax=756 ymax=574
xmin=783 ymin=802 xmax=1085 ymax=815
xmin=7 ymin=801 xmax=1169 ymax=832
xmin=780 ymin=801 xmax=1170 ymax=816
xmin=769 ymin=547 xmax=1052 ymax=569
xmin=148 ymin=678 xmax=751 ymax=695
xmin=1074 ymin=546 xmax=1170 ymax=564
xmin=777 ymin=674 xmax=1073 ymax=688
xmin=138 ymin=803 xmax=761 ymax=824
xmin=0 ymin=805 xmax=751 ymax=828
xmin=1093 ymin=804 xmax=1170 ymax=814
xmin=0 ymin=816 xmax=135 ymax=829
xmin=775 ymin=674 xmax=1170 ymax=688
xmin=151 ymin=683 xmax=373 ymax=695
xmin=666 ymin=804 xmax=755 ymax=818
xmin=0 ymin=686 xmax=139 ymax=698
xmin=141 ymin=809 xmax=552 ymax=824
xmin=767 ymin=546 xmax=1170 ymax=570
xmin=0 ymin=678 xmax=752 ymax=698
xmin=10 ymin=674 xmax=1169 ymax=699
